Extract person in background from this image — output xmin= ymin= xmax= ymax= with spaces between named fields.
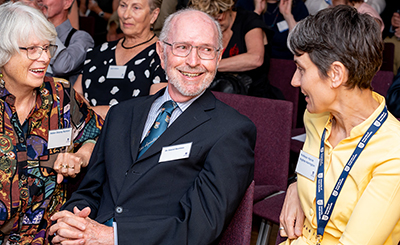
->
xmin=0 ymin=2 xmax=102 ymax=244
xmin=331 ymin=0 xmax=384 ymax=32
xmin=9 ymin=0 xmax=80 ymax=29
xmin=152 ymin=0 xmax=179 ymax=36
xmin=68 ymin=0 xmax=80 ymax=29
xmin=365 ymin=0 xmax=385 ymax=14
xmin=106 ymin=10 xmax=124 ymax=41
xmin=382 ymin=1 xmax=400 ymax=75
xmin=278 ymin=5 xmax=400 ymax=245
xmin=41 ymin=0 xmax=94 ymax=85
xmin=79 ymin=0 xmax=119 ymax=45
xmin=303 ymin=0 xmax=329 ymax=15
xmin=236 ymin=0 xmax=309 ymax=60
xmin=304 ymin=0 xmax=385 ymax=15
xmin=190 ymin=0 xmax=279 ymax=98
xmin=49 ymin=9 xmax=255 ymax=244
xmin=74 ymin=0 xmax=167 ymax=120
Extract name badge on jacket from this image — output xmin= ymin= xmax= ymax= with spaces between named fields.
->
xmin=159 ymin=142 xmax=192 ymax=162
xmin=107 ymin=65 xmax=127 ymax=79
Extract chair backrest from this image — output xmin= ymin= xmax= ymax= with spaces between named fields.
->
xmin=372 ymin=70 xmax=394 ymax=97
xmin=219 ymin=181 xmax=255 ymax=245
xmin=212 ymin=92 xmax=293 ymax=190
xmin=381 ymin=42 xmax=395 ymax=72
xmin=268 ymin=58 xmax=300 ymax=128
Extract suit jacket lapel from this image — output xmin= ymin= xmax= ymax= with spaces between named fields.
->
xmin=129 ymin=91 xmax=163 ymax=163
xmin=136 ymin=89 xmax=216 ymax=162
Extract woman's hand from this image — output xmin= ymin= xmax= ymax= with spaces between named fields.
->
xmin=54 ymin=152 xmax=85 ymax=184
xmin=395 ymin=27 xmax=400 ymax=40
xmin=53 ymin=142 xmax=95 ymax=184
xmin=279 ymin=0 xmax=292 ymax=17
xmin=279 ymin=0 xmax=297 ymax=31
xmin=279 ymin=182 xmax=305 ymax=239
xmin=88 ymin=0 xmax=101 ymax=13
xmin=392 ymin=12 xmax=400 ymax=29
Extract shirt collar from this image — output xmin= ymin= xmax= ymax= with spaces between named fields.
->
xmin=324 ymin=91 xmax=386 ymax=139
xmin=158 ymin=85 xmax=205 ymax=113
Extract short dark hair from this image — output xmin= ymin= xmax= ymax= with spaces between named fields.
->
xmin=288 ymin=5 xmax=383 ymax=90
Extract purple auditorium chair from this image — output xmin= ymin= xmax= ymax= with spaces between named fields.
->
xmin=219 ymin=181 xmax=255 ymax=245
xmin=381 ymin=42 xmax=394 ymax=72
xmin=275 ymin=232 xmax=287 ymax=245
xmin=253 ymin=192 xmax=287 ymax=245
xmin=371 ymin=70 xmax=394 ymax=97
xmin=212 ymin=92 xmax=293 ymax=203
xmin=268 ymin=58 xmax=300 ymax=128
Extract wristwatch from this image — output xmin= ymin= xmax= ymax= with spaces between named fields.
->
xmin=98 ymin=11 xmax=104 ymax=18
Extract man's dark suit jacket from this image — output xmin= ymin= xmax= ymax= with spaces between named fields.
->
xmin=63 ymin=89 xmax=256 ymax=244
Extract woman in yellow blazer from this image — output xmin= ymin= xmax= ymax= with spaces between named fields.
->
xmin=279 ymin=5 xmax=400 ymax=245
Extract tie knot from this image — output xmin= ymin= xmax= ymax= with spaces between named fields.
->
xmin=161 ymin=100 xmax=177 ymax=115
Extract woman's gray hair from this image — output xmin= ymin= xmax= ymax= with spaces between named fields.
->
xmin=158 ymin=8 xmax=223 ymax=51
xmin=0 ymin=1 xmax=57 ymax=68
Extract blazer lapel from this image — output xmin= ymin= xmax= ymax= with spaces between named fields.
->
xmin=129 ymin=91 xmax=164 ymax=163
xmin=136 ymin=89 xmax=216 ymax=162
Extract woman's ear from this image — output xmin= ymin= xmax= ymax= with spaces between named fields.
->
xmin=156 ymin=41 xmax=165 ymax=69
xmin=328 ymin=61 xmax=348 ymax=89
xmin=150 ymin=7 xmax=160 ymax=25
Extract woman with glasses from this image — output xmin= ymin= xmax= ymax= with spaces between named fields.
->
xmin=190 ymin=0 xmax=280 ymax=98
xmin=73 ymin=0 xmax=167 ymax=119
xmin=0 ymin=2 xmax=103 ymax=244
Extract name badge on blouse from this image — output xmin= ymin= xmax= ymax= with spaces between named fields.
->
xmin=48 ymin=128 xmax=72 ymax=149
xmin=295 ymin=150 xmax=319 ymax=181
xmin=277 ymin=20 xmax=289 ymax=33
xmin=159 ymin=142 xmax=192 ymax=163
xmin=106 ymin=65 xmax=127 ymax=79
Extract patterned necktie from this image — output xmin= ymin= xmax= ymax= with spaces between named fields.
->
xmin=137 ymin=100 xmax=177 ymax=159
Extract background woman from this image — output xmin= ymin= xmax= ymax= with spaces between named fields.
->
xmin=332 ymin=0 xmax=384 ymax=32
xmin=236 ymin=0 xmax=309 ymax=60
xmin=279 ymin=6 xmax=400 ymax=244
xmin=190 ymin=0 xmax=278 ymax=98
xmin=0 ymin=2 xmax=102 ymax=243
xmin=74 ymin=0 xmax=167 ymax=119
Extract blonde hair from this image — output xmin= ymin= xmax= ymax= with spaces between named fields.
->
xmin=189 ymin=0 xmax=235 ymax=17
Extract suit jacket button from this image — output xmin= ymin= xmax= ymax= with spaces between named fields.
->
xmin=116 ymin=206 xmax=123 ymax=214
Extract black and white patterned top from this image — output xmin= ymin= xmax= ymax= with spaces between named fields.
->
xmin=81 ymin=41 xmax=167 ymax=106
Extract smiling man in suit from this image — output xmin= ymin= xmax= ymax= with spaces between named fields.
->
xmin=49 ymin=8 xmax=256 ymax=245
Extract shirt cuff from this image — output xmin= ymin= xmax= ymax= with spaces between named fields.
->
xmin=113 ymin=221 xmax=118 ymax=245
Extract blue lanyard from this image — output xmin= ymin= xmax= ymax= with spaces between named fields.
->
xmin=316 ymin=106 xmax=388 ymax=240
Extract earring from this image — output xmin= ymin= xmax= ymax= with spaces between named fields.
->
xmin=0 ymin=73 xmax=4 ymax=88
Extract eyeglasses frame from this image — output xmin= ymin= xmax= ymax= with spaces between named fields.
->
xmin=162 ymin=41 xmax=220 ymax=60
xmin=19 ymin=44 xmax=58 ymax=60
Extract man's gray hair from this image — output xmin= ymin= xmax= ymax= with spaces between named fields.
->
xmin=0 ymin=1 xmax=57 ymax=68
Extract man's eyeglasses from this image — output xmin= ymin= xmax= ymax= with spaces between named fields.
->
xmin=19 ymin=44 xmax=58 ymax=60
xmin=163 ymin=41 xmax=220 ymax=60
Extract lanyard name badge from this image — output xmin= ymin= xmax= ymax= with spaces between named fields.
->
xmin=315 ymin=106 xmax=388 ymax=244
